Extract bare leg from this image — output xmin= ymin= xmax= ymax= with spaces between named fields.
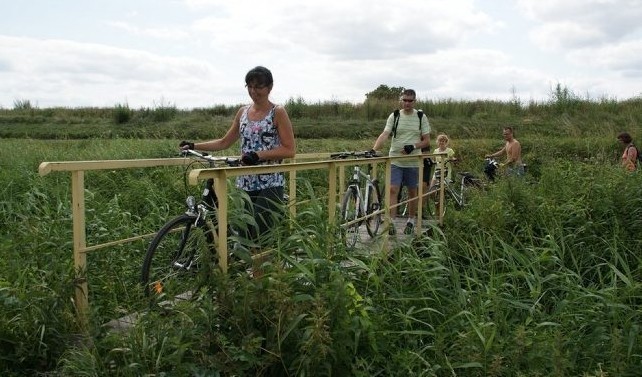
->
xmin=389 ymin=184 xmax=400 ymax=218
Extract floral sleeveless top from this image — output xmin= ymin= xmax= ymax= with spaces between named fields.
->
xmin=237 ymin=105 xmax=284 ymax=191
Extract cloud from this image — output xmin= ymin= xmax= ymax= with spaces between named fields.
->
xmin=186 ymin=0 xmax=499 ymax=60
xmin=106 ymin=21 xmax=190 ymax=41
xmin=0 ymin=35 xmax=229 ymax=108
xmin=518 ymin=0 xmax=642 ymax=50
xmin=569 ymin=40 xmax=642 ymax=77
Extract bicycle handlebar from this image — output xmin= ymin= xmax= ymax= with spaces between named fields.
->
xmin=180 ymin=149 xmax=241 ymax=166
xmin=330 ymin=151 xmax=379 ymax=159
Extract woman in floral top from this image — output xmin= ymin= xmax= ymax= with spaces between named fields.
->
xmin=180 ymin=66 xmax=295 ymax=246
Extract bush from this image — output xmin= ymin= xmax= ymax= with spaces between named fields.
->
xmin=112 ymin=103 xmax=132 ymax=124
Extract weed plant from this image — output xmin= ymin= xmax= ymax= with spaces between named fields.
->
xmin=2 ymin=124 xmax=642 ymax=375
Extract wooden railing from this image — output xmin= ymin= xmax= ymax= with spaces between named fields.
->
xmin=38 ymin=152 xmax=446 ymax=328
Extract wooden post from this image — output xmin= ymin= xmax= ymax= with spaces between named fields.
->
xmin=289 ymin=170 xmax=297 ymax=219
xmin=213 ymin=170 xmax=228 ymax=273
xmin=416 ymin=154 xmax=424 ymax=235
xmin=71 ymin=170 xmax=89 ymax=331
xmin=328 ymin=162 xmax=337 ymax=223
xmin=383 ymin=159 xmax=392 ymax=253
xmin=438 ymin=158 xmax=445 ymax=226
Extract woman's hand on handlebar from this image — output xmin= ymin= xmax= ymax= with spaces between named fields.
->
xmin=179 ymin=140 xmax=194 ymax=150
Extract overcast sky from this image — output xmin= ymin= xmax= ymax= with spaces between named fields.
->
xmin=2 ymin=0 xmax=642 ymax=109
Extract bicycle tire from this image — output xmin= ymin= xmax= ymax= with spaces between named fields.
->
xmin=397 ymin=186 xmax=409 ymax=218
xmin=340 ymin=187 xmax=360 ymax=248
xmin=430 ymin=183 xmax=448 ymax=219
xmin=460 ymin=175 xmax=483 ymax=207
xmin=423 ymin=185 xmax=439 ymax=221
xmin=365 ymin=180 xmax=383 ymax=237
xmin=141 ymin=213 xmax=216 ymax=307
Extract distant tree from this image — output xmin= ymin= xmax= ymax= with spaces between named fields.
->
xmin=365 ymin=85 xmax=405 ymax=101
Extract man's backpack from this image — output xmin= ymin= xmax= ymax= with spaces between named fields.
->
xmin=629 ymin=144 xmax=642 ymax=166
xmin=391 ymin=109 xmax=425 ymax=138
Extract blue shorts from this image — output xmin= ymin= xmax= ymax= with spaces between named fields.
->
xmin=391 ymin=165 xmax=419 ymax=188
xmin=507 ymin=164 xmax=525 ymax=177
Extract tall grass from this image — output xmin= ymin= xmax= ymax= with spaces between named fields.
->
xmin=2 ymin=133 xmax=642 ymax=375
xmin=3 ymin=94 xmax=641 ymax=142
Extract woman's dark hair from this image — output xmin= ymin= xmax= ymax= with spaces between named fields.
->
xmin=617 ymin=132 xmax=632 ymax=143
xmin=245 ymin=66 xmax=273 ymax=88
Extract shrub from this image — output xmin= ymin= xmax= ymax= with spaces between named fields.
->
xmin=112 ymin=103 xmax=132 ymax=124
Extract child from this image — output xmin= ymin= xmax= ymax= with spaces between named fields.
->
xmin=430 ymin=134 xmax=456 ymax=188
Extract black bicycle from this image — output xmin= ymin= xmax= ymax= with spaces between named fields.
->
xmin=428 ymin=158 xmax=499 ymax=218
xmin=141 ymin=150 xmax=241 ymax=306
xmin=330 ymin=151 xmax=384 ymax=248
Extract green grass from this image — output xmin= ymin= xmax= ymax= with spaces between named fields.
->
xmin=2 ymin=96 xmax=642 ymax=375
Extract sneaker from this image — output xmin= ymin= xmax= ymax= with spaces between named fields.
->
xmin=404 ymin=221 xmax=414 ymax=235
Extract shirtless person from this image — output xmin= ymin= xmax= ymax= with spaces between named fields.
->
xmin=485 ymin=126 xmax=524 ymax=176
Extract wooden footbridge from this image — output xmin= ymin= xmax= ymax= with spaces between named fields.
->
xmin=39 ymin=152 xmax=447 ymax=331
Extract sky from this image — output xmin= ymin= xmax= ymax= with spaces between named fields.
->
xmin=2 ymin=0 xmax=642 ymax=109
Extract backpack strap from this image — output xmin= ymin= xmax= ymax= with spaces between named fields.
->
xmin=392 ymin=109 xmax=424 ymax=138
xmin=392 ymin=109 xmax=400 ymax=138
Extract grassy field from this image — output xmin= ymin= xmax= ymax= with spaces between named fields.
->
xmin=2 ymin=97 xmax=642 ymax=376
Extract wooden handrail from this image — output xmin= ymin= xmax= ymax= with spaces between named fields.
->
xmin=39 ymin=151 xmax=445 ymax=329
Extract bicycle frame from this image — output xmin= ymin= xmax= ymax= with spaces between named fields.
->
xmin=345 ymin=165 xmax=377 ymax=223
xmin=141 ymin=150 xmax=242 ymax=303
xmin=430 ymin=166 xmax=484 ymax=214
xmin=331 ymin=151 xmax=383 ymax=247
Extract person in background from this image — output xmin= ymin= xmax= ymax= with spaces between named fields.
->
xmin=617 ymin=132 xmax=638 ymax=172
xmin=485 ymin=126 xmax=524 ymax=176
xmin=430 ymin=133 xmax=456 ymax=188
xmin=371 ymin=89 xmax=431 ymax=235
xmin=179 ymin=66 xmax=295 ymax=269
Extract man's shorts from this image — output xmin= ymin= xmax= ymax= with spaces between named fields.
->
xmin=391 ymin=165 xmax=419 ymax=188
xmin=507 ymin=164 xmax=525 ymax=177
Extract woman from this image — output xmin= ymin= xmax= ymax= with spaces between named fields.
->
xmin=617 ymin=132 xmax=638 ymax=172
xmin=180 ymin=66 xmax=296 ymax=245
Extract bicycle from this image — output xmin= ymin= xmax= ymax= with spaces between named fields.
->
xmin=330 ymin=151 xmax=384 ymax=248
xmin=140 ymin=149 xmax=242 ymax=306
xmin=427 ymin=157 xmax=499 ymax=218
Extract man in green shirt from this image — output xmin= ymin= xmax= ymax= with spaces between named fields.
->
xmin=372 ymin=89 xmax=431 ymax=234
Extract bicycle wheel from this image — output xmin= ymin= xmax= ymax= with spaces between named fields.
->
xmin=397 ymin=185 xmax=409 ymax=218
xmin=141 ymin=213 xmax=216 ymax=306
xmin=423 ymin=184 xmax=439 ymax=221
xmin=365 ymin=180 xmax=383 ymax=237
xmin=431 ymin=184 xmax=448 ymax=219
xmin=460 ymin=175 xmax=483 ymax=207
xmin=340 ymin=187 xmax=360 ymax=248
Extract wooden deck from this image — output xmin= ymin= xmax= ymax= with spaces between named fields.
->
xmin=104 ymin=217 xmax=433 ymax=333
xmin=348 ymin=216 xmax=435 ymax=251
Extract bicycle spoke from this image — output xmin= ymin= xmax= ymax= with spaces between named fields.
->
xmin=141 ymin=215 xmax=215 ymax=307
xmin=365 ymin=181 xmax=383 ymax=237
xmin=340 ymin=188 xmax=360 ymax=248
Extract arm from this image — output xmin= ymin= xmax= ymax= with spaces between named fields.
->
xmin=193 ymin=107 xmax=243 ymax=151
xmin=417 ymin=133 xmax=431 ymax=150
xmin=372 ymin=130 xmax=391 ymax=152
xmin=485 ymin=146 xmax=506 ymax=159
